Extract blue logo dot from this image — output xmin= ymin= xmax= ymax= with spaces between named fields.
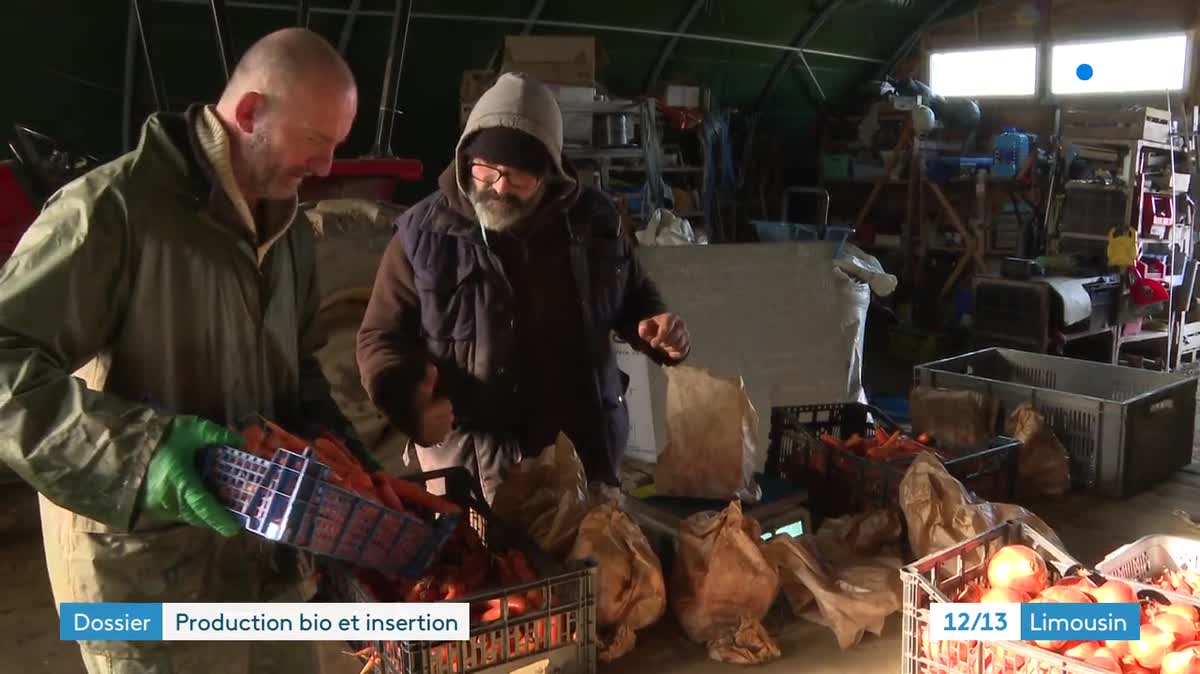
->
xmin=1076 ymin=64 xmax=1094 ymax=81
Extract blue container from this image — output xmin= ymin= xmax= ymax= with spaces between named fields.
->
xmin=200 ymin=445 xmax=462 ymax=578
xmin=992 ymin=128 xmax=1032 ymax=179
xmin=753 ymin=220 xmax=820 ymax=242
xmin=925 ymin=156 xmax=961 ymax=183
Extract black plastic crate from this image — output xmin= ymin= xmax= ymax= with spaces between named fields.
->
xmin=765 ymin=403 xmax=1020 ymax=526
xmin=317 ymin=467 xmax=598 ymax=674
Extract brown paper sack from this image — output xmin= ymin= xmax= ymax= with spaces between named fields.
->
xmin=910 ymin=386 xmax=999 ymax=452
xmin=898 ymin=452 xmax=1062 ymax=569
xmin=671 ymin=501 xmax=781 ymax=664
xmin=763 ymin=531 xmax=902 ymax=650
xmin=655 ymin=366 xmax=762 ymax=502
xmin=491 ymin=433 xmax=590 ymax=558
xmin=1005 ymin=403 xmax=1071 ymax=498
xmin=568 ymin=503 xmax=667 ymax=662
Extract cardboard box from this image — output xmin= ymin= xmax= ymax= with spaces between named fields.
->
xmin=460 ymin=69 xmax=497 ymax=105
xmin=501 ymin=35 xmax=595 ymax=86
xmin=664 ymin=84 xmax=702 ymax=109
xmin=547 ymin=84 xmax=595 ymax=146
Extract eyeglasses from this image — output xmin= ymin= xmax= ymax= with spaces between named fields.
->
xmin=470 ymin=161 xmax=541 ymax=190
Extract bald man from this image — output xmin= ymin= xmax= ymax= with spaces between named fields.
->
xmin=0 ymin=28 xmax=365 ymax=674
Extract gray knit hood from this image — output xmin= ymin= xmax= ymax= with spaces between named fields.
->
xmin=454 ymin=72 xmax=577 ymax=199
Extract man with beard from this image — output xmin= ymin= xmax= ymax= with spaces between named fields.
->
xmin=357 ymin=72 xmax=690 ymax=501
xmin=0 ymin=28 xmax=372 ymax=673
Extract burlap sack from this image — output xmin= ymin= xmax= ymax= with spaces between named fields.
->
xmin=898 ymin=452 xmax=1062 ymax=569
xmin=655 ymin=366 xmax=761 ymax=502
xmin=492 ymin=433 xmax=590 ymax=558
xmin=910 ymin=386 xmax=999 ymax=452
xmin=568 ymin=503 xmax=667 ymax=662
xmin=1005 ymin=403 xmax=1071 ymax=498
xmin=671 ymin=501 xmax=781 ymax=664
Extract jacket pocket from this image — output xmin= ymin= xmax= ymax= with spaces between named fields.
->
xmin=413 ymin=266 xmax=478 ymax=341
xmin=587 ymin=241 xmax=630 ymax=324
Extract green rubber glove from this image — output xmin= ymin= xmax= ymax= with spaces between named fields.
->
xmin=138 ymin=415 xmax=243 ymax=537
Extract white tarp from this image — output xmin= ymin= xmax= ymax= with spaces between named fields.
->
xmin=626 ymin=241 xmax=892 ymax=470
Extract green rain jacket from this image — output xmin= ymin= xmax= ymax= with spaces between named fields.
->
xmin=0 ymin=107 xmax=347 ymax=671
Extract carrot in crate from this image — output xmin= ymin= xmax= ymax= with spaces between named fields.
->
xmin=259 ymin=418 xmax=311 ymax=453
xmin=369 ymin=473 xmax=407 ymax=512
xmin=505 ymin=549 xmax=544 ymax=609
xmin=239 ymin=423 xmax=276 ymax=459
xmin=819 ymin=434 xmax=843 ymax=451
xmin=378 ymin=473 xmax=463 ymax=516
xmin=844 ymin=433 xmax=865 ymax=452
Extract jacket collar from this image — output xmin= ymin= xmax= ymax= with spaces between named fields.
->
xmin=131 ymin=105 xmax=296 ymax=262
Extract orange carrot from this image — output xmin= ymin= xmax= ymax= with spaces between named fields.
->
xmin=260 ymin=418 xmax=310 ymax=452
xmin=875 ymin=427 xmax=891 ymax=445
xmin=381 ymin=474 xmax=463 ymax=516
xmin=370 ymin=474 xmax=407 ymax=512
xmin=819 ymin=434 xmax=844 ymax=451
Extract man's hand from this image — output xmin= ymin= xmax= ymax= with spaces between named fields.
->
xmin=412 ymin=364 xmax=454 ymax=447
xmin=138 ymin=415 xmax=243 ymax=537
xmin=638 ymin=313 xmax=690 ymax=360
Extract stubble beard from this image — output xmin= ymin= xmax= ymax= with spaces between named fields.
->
xmin=246 ymin=125 xmax=303 ymax=200
xmin=469 ymin=186 xmax=542 ymax=232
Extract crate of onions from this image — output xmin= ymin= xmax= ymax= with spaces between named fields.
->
xmin=901 ymin=519 xmax=1200 ymax=674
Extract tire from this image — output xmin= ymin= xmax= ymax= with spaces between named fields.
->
xmin=303 ymin=198 xmax=421 ymax=476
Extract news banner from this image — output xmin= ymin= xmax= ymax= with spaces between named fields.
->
xmin=60 ymin=603 xmax=469 ymax=641
xmin=930 ymin=601 xmax=1141 ymax=641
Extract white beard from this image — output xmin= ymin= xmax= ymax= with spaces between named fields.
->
xmin=471 ymin=198 xmax=526 ymax=231
xmin=468 ymin=184 xmax=544 ymax=232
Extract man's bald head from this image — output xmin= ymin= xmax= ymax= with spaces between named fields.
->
xmin=222 ymin=27 xmax=354 ymax=103
xmin=213 ymin=27 xmax=358 ymax=204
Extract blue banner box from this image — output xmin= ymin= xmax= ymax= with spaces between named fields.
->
xmin=1020 ymin=602 xmax=1140 ymax=641
xmin=61 ymin=603 xmax=162 ymax=641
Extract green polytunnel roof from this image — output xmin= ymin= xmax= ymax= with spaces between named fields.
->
xmin=2 ymin=0 xmax=971 ymax=192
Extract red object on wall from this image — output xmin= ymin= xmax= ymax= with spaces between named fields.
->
xmin=0 ymin=161 xmax=38 ymax=263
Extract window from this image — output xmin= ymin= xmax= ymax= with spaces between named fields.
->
xmin=1051 ymin=33 xmax=1190 ymax=95
xmin=929 ymin=46 xmax=1039 ymax=98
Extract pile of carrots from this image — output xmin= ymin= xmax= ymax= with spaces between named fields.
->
xmin=240 ymin=416 xmax=463 ymax=519
xmin=358 ymin=521 xmax=546 ymax=622
xmin=816 ymin=427 xmax=949 ymax=461
xmin=240 ymin=417 xmax=546 ymax=624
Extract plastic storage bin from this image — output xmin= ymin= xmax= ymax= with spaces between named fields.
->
xmin=323 ymin=467 xmax=599 ymax=674
xmin=764 ymin=403 xmax=1020 ymax=525
xmin=200 ymin=445 xmax=462 ymax=578
xmin=1097 ymin=535 xmax=1200 ymax=609
xmin=914 ymin=348 xmax=1198 ymax=498
xmin=901 ymin=520 xmax=1098 ymax=674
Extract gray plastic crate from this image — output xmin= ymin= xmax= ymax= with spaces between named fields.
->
xmin=1096 ymin=534 xmax=1200 ymax=608
xmin=914 ymin=348 xmax=1197 ymax=498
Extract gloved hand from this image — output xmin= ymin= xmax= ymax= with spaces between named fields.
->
xmin=138 ymin=415 xmax=243 ymax=537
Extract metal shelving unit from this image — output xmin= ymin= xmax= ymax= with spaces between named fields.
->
xmin=1057 ymin=119 xmax=1198 ymax=371
xmin=560 ymin=97 xmax=666 ymax=213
